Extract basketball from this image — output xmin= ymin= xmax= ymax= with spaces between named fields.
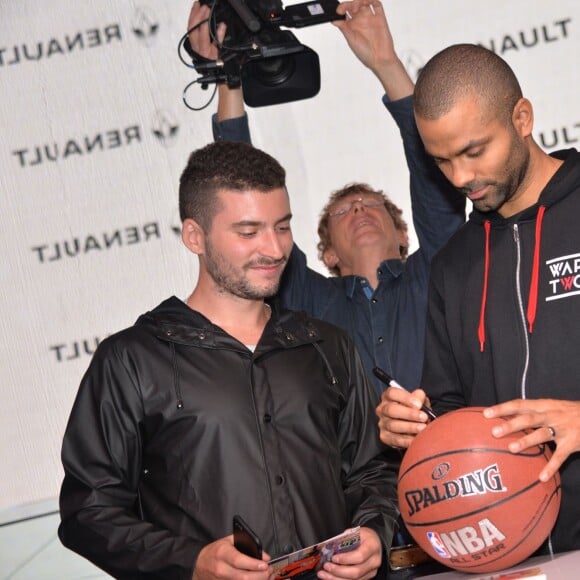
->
xmin=397 ymin=407 xmax=561 ymax=573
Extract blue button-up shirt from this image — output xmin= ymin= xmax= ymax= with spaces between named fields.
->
xmin=213 ymin=96 xmax=465 ymax=395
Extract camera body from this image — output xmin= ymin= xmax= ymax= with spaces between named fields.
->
xmin=193 ymin=0 xmax=342 ymax=107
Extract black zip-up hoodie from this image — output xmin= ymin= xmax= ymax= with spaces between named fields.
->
xmin=59 ymin=297 xmax=399 ymax=579
xmin=422 ymin=148 xmax=580 ymax=554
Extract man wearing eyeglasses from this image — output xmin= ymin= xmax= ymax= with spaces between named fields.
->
xmin=188 ymin=0 xmax=465 ymax=398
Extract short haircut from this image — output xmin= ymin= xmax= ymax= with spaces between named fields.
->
xmin=414 ymin=43 xmax=523 ymax=124
xmin=179 ymin=141 xmax=286 ymax=231
xmin=317 ymin=183 xmax=408 ymax=277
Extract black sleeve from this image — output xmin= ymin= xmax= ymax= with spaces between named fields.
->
xmin=58 ymin=341 xmax=199 ymax=580
xmin=339 ymin=338 xmax=400 ymax=554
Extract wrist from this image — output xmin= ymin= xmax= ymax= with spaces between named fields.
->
xmin=373 ymin=58 xmax=414 ymax=101
xmin=217 ymin=85 xmax=245 ymax=121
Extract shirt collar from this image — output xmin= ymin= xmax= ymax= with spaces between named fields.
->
xmin=345 ymin=259 xmax=404 ymax=297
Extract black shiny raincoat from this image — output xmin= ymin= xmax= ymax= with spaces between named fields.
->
xmin=59 ymin=297 xmax=399 ymax=579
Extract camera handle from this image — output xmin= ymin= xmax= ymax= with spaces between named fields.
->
xmin=227 ymin=0 xmax=261 ymax=32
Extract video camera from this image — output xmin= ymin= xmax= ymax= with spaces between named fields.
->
xmin=186 ymin=0 xmax=343 ymax=107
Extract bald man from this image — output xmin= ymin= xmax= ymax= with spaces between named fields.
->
xmin=376 ymin=43 xmax=580 ymax=557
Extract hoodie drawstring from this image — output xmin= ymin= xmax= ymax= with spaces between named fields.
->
xmin=527 ymin=205 xmax=546 ymax=334
xmin=170 ymin=342 xmax=184 ymax=409
xmin=478 ymin=220 xmax=491 ymax=352
xmin=478 ymin=206 xmax=547 ymax=352
xmin=311 ymin=341 xmax=338 ymax=387
xmin=311 ymin=341 xmax=347 ymax=409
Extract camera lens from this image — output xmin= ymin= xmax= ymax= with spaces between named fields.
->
xmin=251 ymin=55 xmax=296 ymax=87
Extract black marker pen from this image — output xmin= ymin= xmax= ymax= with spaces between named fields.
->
xmin=373 ymin=366 xmax=437 ymax=421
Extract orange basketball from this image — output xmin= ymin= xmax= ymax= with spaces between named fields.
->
xmin=397 ymin=407 xmax=561 ymax=573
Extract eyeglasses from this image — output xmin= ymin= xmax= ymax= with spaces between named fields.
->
xmin=328 ymin=197 xmax=385 ymax=219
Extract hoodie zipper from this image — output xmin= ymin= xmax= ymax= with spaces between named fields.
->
xmin=514 ymin=223 xmax=555 ymax=556
xmin=512 ymin=224 xmax=530 ymax=400
xmin=516 ymin=222 xmax=556 ymax=555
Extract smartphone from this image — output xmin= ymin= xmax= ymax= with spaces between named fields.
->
xmin=233 ymin=514 xmax=263 ymax=559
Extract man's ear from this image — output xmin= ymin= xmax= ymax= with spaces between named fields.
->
xmin=397 ymin=229 xmax=409 ymax=250
xmin=512 ymin=97 xmax=534 ymax=138
xmin=322 ymin=248 xmax=340 ymax=270
xmin=182 ymin=218 xmax=205 ymax=255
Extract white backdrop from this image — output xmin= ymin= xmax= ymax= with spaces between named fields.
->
xmin=1 ymin=0 xmax=579 ymax=512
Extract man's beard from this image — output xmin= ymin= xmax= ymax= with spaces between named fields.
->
xmin=460 ymin=180 xmax=514 ymax=213
xmin=205 ymin=241 xmax=286 ymax=300
xmin=459 ymin=136 xmax=530 ymax=213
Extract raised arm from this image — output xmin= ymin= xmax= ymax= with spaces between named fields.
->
xmin=335 ymin=1 xmax=465 ymax=258
xmin=187 ymin=1 xmax=249 ymax=141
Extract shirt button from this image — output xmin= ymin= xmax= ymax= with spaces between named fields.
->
xmin=378 ymin=336 xmax=384 ymax=343
xmin=275 ymin=475 xmax=284 ymax=485
xmin=371 ymin=298 xmax=378 ymax=304
xmin=263 ymin=414 xmax=272 ymax=423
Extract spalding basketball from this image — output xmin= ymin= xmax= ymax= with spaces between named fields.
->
xmin=397 ymin=407 xmax=561 ymax=573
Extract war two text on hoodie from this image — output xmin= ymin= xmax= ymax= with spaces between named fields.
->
xmin=422 ymin=148 xmax=580 ymax=554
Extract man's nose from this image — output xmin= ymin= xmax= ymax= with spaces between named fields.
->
xmin=449 ymin=160 xmax=475 ymax=189
xmin=261 ymin=229 xmax=284 ymax=258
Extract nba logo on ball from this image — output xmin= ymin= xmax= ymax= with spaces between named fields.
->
xmin=427 ymin=531 xmax=450 ymax=559
xmin=397 ymin=407 xmax=561 ymax=573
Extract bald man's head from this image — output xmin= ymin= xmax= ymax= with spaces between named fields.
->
xmin=414 ymin=44 xmax=523 ymax=125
